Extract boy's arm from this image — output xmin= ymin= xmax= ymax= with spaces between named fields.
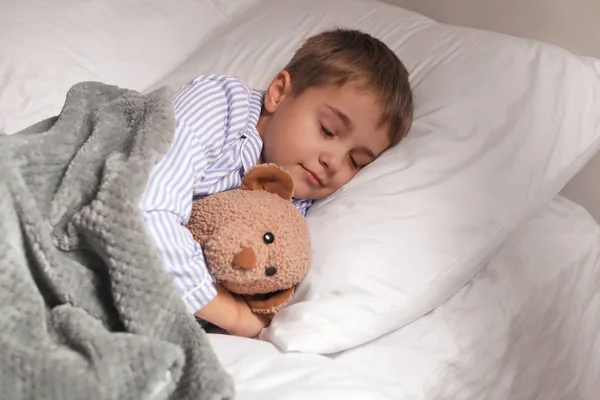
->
xmin=140 ymin=120 xmax=217 ymax=312
xmin=141 ymin=75 xmax=269 ymax=336
xmin=141 ymin=122 xmax=269 ymax=337
xmin=195 ymin=284 xmax=271 ymax=338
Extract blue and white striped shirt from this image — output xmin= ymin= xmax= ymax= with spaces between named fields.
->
xmin=140 ymin=74 xmax=313 ymax=313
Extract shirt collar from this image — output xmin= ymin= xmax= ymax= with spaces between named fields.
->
xmin=248 ymin=89 xmax=265 ymax=131
xmin=239 ymin=89 xmax=265 ymax=174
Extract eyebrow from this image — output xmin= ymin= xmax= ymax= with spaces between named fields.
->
xmin=326 ymin=105 xmax=354 ymax=130
xmin=360 ymin=147 xmax=377 ymax=160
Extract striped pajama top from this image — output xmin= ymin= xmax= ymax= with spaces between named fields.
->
xmin=139 ymin=74 xmax=313 ymax=313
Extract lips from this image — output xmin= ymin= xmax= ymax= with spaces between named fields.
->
xmin=303 ymin=166 xmax=323 ymax=187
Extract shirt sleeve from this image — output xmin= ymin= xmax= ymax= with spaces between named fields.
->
xmin=139 ymin=116 xmax=216 ymax=314
xmin=293 ymin=198 xmax=313 ymax=217
xmin=140 ymin=74 xmax=250 ymax=313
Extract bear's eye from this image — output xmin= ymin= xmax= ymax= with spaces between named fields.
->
xmin=263 ymin=232 xmax=275 ymax=244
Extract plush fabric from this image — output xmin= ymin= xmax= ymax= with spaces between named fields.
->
xmin=0 ymin=82 xmax=233 ymax=400
xmin=187 ymin=164 xmax=311 ymax=314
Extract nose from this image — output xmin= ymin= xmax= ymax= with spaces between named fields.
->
xmin=319 ymin=149 xmax=344 ymax=173
xmin=233 ymin=247 xmax=256 ymax=270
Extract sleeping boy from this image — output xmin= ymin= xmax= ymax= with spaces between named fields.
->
xmin=139 ymin=28 xmax=414 ymax=338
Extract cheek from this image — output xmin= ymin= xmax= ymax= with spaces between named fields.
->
xmin=271 ymin=125 xmax=314 ymax=156
xmin=270 ymin=114 xmax=299 ymax=147
xmin=327 ymin=169 xmax=356 ymax=193
xmin=276 ymin=105 xmax=319 ymax=142
xmin=340 ymin=170 xmax=356 ymax=186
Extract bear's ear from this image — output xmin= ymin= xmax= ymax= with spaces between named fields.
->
xmin=241 ymin=164 xmax=294 ymax=200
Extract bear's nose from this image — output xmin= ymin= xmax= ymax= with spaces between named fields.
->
xmin=233 ymin=248 xmax=256 ymax=271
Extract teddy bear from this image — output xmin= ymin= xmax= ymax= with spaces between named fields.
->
xmin=186 ymin=164 xmax=311 ymax=314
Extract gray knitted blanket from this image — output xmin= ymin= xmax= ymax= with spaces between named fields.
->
xmin=0 ymin=82 xmax=234 ymax=400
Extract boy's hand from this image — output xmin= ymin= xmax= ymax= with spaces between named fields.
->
xmin=194 ymin=284 xmax=272 ymax=338
xmin=230 ymin=306 xmax=272 ymax=338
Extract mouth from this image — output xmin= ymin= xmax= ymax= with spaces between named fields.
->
xmin=242 ymin=287 xmax=296 ymax=314
xmin=302 ymin=166 xmax=324 ymax=187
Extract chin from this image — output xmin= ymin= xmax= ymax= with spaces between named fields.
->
xmin=297 ymin=191 xmax=322 ymax=201
xmin=293 ymin=190 xmax=309 ymax=200
xmin=293 ymin=183 xmax=315 ymax=198
xmin=291 ymin=177 xmax=326 ymax=200
xmin=289 ymin=181 xmax=309 ymax=199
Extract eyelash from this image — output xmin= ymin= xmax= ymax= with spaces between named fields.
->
xmin=321 ymin=124 xmax=361 ymax=169
xmin=321 ymin=125 xmax=334 ymax=137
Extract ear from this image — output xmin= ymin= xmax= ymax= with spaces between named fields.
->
xmin=263 ymin=70 xmax=292 ymax=114
xmin=241 ymin=164 xmax=294 ymax=200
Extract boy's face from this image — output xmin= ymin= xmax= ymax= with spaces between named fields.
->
xmin=258 ymin=72 xmax=390 ymax=200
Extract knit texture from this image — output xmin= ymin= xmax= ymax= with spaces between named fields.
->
xmin=0 ymin=82 xmax=233 ymax=400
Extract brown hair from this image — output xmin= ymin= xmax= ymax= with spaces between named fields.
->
xmin=284 ymin=28 xmax=414 ymax=145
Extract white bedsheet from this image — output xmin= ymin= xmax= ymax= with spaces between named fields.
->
xmin=209 ymin=195 xmax=600 ymax=399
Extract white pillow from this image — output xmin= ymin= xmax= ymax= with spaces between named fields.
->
xmin=153 ymin=0 xmax=600 ymax=353
xmin=0 ymin=0 xmax=260 ymax=134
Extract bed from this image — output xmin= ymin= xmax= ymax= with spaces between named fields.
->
xmin=2 ymin=0 xmax=600 ymax=399
xmin=209 ymin=195 xmax=600 ymax=399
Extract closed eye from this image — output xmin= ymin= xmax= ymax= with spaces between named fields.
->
xmin=321 ymin=125 xmax=334 ymax=137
